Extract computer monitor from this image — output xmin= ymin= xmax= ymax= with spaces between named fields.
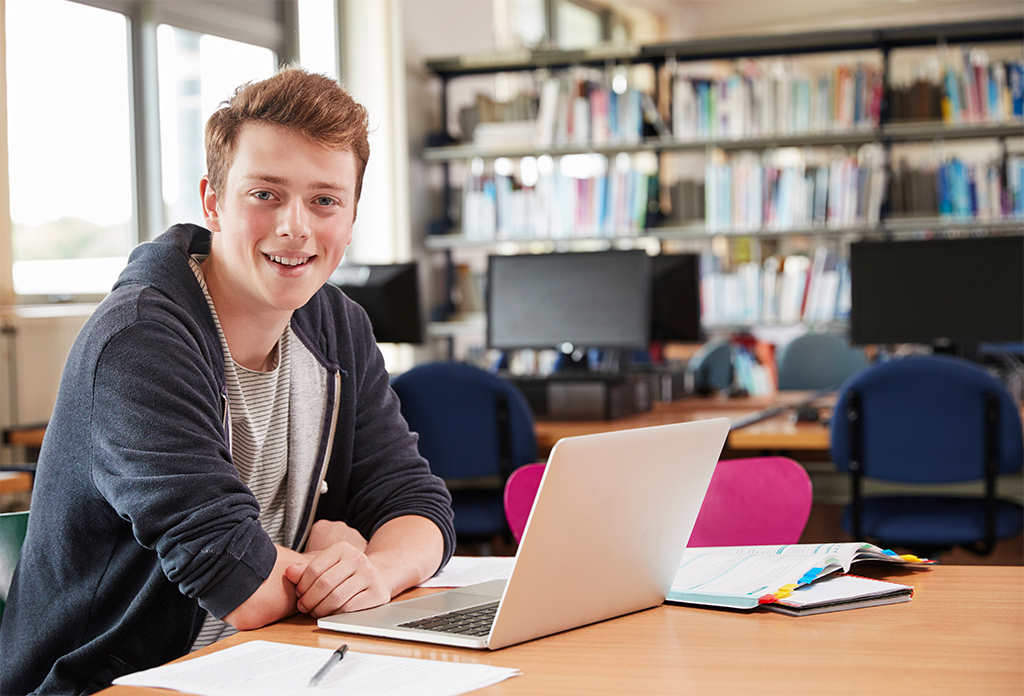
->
xmin=329 ymin=263 xmax=424 ymax=344
xmin=487 ymin=250 xmax=653 ymax=364
xmin=849 ymin=235 xmax=1024 ymax=355
xmin=650 ymin=253 xmax=702 ymax=343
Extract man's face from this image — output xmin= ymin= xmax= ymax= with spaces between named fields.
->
xmin=201 ymin=122 xmax=356 ymax=321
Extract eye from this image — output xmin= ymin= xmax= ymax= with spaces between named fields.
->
xmin=315 ymin=196 xmax=338 ymax=207
xmin=253 ymin=191 xmax=274 ymax=201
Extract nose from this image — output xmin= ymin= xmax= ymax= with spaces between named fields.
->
xmin=278 ymin=197 xmax=311 ymax=239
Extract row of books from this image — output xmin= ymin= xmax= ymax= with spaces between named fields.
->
xmin=889 ymin=154 xmax=1024 ymax=220
xmin=459 ymin=92 xmax=539 ymax=144
xmin=891 ymin=53 xmax=1024 ymax=124
xmin=700 ymin=246 xmax=849 ymax=328
xmin=704 ymin=144 xmax=887 ymax=232
xmin=533 ymin=72 xmax=650 ymax=148
xmin=449 ymin=49 xmax=1023 ymax=152
xmin=461 ymin=158 xmax=654 ymax=240
xmin=730 ymin=340 xmax=778 ymax=397
xmin=940 ymin=49 xmax=1024 ymax=125
xmin=672 ymin=61 xmax=883 ymax=141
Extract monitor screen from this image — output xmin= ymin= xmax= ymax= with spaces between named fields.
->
xmin=487 ymin=250 xmax=653 ymax=352
xmin=849 ymin=235 xmax=1024 ymax=347
xmin=329 ymin=263 xmax=424 ymax=344
xmin=650 ymin=253 xmax=702 ymax=343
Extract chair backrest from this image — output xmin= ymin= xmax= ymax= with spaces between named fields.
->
xmin=0 ymin=510 xmax=29 ymax=622
xmin=391 ymin=361 xmax=538 ymax=483
xmin=685 ymin=338 xmax=733 ymax=392
xmin=777 ymin=332 xmax=867 ymax=391
xmin=830 ymin=355 xmax=1024 ymax=483
xmin=504 ymin=463 xmax=546 ymax=542
xmin=503 ymin=457 xmax=812 ymax=546
xmin=688 ymin=456 xmax=813 ymax=547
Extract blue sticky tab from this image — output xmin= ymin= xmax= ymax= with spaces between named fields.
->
xmin=798 ymin=567 xmax=824 ymax=584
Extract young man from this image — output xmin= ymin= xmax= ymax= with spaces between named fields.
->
xmin=0 ymin=67 xmax=455 ymax=695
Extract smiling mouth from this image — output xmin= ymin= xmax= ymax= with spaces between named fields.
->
xmin=265 ymin=253 xmax=312 ymax=267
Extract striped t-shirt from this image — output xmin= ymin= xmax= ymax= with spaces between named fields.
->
xmin=188 ymin=256 xmax=292 ymax=651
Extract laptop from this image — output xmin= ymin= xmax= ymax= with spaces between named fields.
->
xmin=318 ymin=417 xmax=730 ymax=650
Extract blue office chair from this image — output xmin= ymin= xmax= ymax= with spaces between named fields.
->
xmin=830 ymin=355 xmax=1024 ymax=556
xmin=777 ymin=332 xmax=868 ymax=390
xmin=685 ymin=338 xmax=734 ymax=393
xmin=391 ymin=361 xmax=538 ymax=543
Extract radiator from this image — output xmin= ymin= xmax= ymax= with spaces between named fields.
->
xmin=1 ymin=307 xmax=94 ymax=440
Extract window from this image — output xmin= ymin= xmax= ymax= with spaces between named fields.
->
xmin=6 ymin=0 xmax=133 ymax=298
xmin=157 ymin=27 xmax=275 ymax=228
xmin=555 ymin=0 xmax=606 ymax=50
xmin=504 ymin=0 xmax=621 ymax=52
xmin=3 ymin=0 xmax=297 ymax=302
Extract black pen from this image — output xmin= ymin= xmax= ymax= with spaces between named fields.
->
xmin=309 ymin=643 xmax=348 ymax=687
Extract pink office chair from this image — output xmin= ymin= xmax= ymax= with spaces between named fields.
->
xmin=503 ymin=457 xmax=812 ymax=546
xmin=688 ymin=456 xmax=812 ymax=547
xmin=503 ymin=463 xmax=546 ymax=543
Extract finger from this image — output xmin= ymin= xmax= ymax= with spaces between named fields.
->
xmin=305 ymin=558 xmax=390 ymax=618
xmin=293 ymin=544 xmax=349 ymax=597
xmin=296 ymin=548 xmax=366 ymax=613
xmin=330 ymin=582 xmax=390 ymax=614
xmin=305 ymin=572 xmax=372 ymax=618
xmin=301 ymin=552 xmax=380 ymax=617
xmin=284 ymin=563 xmax=306 ymax=586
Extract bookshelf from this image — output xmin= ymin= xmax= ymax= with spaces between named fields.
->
xmin=421 ymin=18 xmax=1024 ymax=355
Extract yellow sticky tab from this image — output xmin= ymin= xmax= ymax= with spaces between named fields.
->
xmin=773 ymin=583 xmax=798 ymax=599
xmin=900 ymin=554 xmax=921 ymax=563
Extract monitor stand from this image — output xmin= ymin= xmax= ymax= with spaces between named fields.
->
xmin=932 ymin=340 xmax=980 ymax=363
xmin=507 ymin=348 xmax=653 ymax=421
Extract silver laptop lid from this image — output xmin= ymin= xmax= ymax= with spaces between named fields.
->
xmin=487 ymin=417 xmax=729 ymax=649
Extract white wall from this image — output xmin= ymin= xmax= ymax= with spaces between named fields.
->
xmin=629 ymin=0 xmax=1023 ymax=39
xmin=341 ymin=0 xmax=409 ymax=266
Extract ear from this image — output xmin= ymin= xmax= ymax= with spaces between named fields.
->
xmin=200 ymin=176 xmax=221 ymax=231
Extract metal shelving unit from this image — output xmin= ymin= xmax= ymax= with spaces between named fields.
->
xmin=422 ymin=19 xmax=1024 ymax=347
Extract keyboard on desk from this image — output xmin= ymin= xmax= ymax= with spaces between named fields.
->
xmin=398 ymin=601 xmax=500 ymax=637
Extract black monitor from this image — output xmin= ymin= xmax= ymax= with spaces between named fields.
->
xmin=849 ymin=235 xmax=1024 ymax=355
xmin=650 ymin=253 xmax=702 ymax=343
xmin=487 ymin=250 xmax=652 ymax=364
xmin=329 ymin=263 xmax=424 ymax=344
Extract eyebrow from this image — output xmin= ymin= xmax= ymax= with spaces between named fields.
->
xmin=244 ymin=173 xmax=349 ymax=192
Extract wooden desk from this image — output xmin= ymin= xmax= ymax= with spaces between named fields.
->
xmin=535 ymin=392 xmax=832 ymax=456
xmin=0 ymin=471 xmax=33 ymax=496
xmin=2 ymin=426 xmax=46 ymax=449
xmin=98 ymin=566 xmax=1022 ymax=696
xmin=0 ymin=395 xmax=833 ymax=461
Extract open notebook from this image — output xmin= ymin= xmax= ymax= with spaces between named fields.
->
xmin=318 ymin=417 xmax=730 ymax=649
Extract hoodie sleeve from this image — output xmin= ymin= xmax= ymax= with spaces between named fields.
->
xmin=89 ymin=310 xmax=276 ymax=620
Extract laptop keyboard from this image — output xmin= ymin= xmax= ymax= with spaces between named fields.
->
xmin=398 ymin=601 xmax=500 ymax=637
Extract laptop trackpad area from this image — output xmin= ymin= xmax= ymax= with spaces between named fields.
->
xmin=327 ymin=579 xmax=507 ymax=626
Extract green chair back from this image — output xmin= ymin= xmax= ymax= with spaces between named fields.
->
xmin=0 ymin=510 xmax=29 ymax=622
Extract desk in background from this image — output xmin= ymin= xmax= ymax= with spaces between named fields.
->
xmin=1 ymin=394 xmax=831 ymax=464
xmin=97 ymin=565 xmax=1023 ymax=696
xmin=534 ymin=392 xmax=833 ymax=457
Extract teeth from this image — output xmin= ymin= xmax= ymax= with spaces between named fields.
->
xmin=268 ymin=255 xmax=309 ymax=267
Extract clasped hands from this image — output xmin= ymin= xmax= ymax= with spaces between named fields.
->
xmin=283 ymin=519 xmax=390 ymax=619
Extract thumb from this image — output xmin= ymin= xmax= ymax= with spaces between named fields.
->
xmin=284 ymin=563 xmax=306 ymax=585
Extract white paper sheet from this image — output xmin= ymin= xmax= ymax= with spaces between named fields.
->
xmin=418 ymin=555 xmax=515 ymax=588
xmin=113 ymin=640 xmax=520 ymax=696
